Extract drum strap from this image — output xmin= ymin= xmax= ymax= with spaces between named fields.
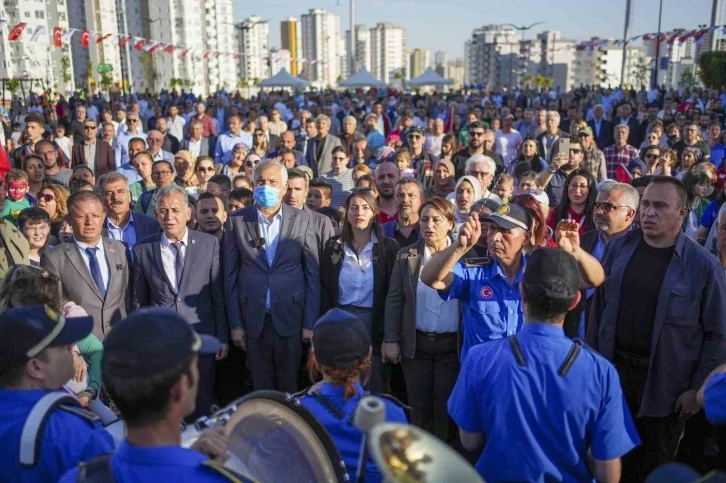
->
xmin=309 ymin=392 xmax=345 ymax=420
xmin=508 ymin=336 xmax=582 ymax=376
xmin=76 ymin=453 xmax=115 ymax=483
xmin=20 ymin=392 xmax=81 ymax=466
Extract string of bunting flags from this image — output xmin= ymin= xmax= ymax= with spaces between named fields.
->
xmin=3 ymin=18 xmax=726 ymax=59
xmin=0 ymin=19 xmax=326 ymax=65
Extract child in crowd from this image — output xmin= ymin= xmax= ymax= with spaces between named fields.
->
xmin=318 ymin=206 xmax=345 ymax=235
xmin=494 ymin=173 xmax=515 ymax=203
xmin=54 ymin=125 xmax=73 ymax=162
xmin=17 ymin=208 xmax=53 ymax=266
xmin=307 ymin=179 xmax=333 ymax=211
xmin=1 ymin=169 xmax=32 ymax=225
xmin=394 ymin=149 xmax=415 ymax=178
xmin=228 ymin=188 xmax=253 ymax=211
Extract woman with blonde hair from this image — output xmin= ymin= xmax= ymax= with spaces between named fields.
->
xmin=194 ymin=155 xmax=215 ymax=193
xmin=36 ymin=183 xmax=69 ymax=237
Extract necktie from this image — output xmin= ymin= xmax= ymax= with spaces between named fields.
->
xmin=169 ymin=241 xmax=185 ymax=289
xmin=85 ymin=247 xmax=106 ymax=298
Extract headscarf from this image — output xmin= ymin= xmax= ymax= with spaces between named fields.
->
xmin=432 ymin=158 xmax=456 ymax=198
xmin=451 ymin=175 xmax=482 ymax=223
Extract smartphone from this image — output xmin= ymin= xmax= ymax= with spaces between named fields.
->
xmin=557 ymin=137 xmax=570 ymax=157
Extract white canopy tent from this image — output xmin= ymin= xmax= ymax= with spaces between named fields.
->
xmin=407 ymin=67 xmax=453 ymax=87
xmin=256 ymin=69 xmax=310 ymax=88
xmin=338 ymin=69 xmax=386 ymax=89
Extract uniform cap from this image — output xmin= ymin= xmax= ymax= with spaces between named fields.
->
xmin=0 ymin=305 xmax=93 ymax=371
xmin=522 ymin=247 xmax=580 ymax=300
xmin=312 ymin=309 xmax=370 ymax=369
xmin=103 ymin=308 xmax=220 ymax=378
xmin=485 ymin=203 xmax=533 ymax=231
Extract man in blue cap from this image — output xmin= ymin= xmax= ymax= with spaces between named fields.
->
xmin=0 ymin=304 xmax=115 ymax=482
xmin=60 ymin=308 xmax=256 ymax=482
xmin=448 ymin=247 xmax=640 ymax=482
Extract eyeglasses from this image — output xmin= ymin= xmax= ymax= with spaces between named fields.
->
xmin=332 ymin=156 xmax=347 ymax=161
xmin=570 ymin=149 xmax=582 ymax=154
xmin=408 ymin=134 xmax=422 ymax=140
xmin=645 ymin=153 xmax=660 ymax=159
xmin=127 ymin=119 xmax=138 ymax=123
xmin=568 ymin=183 xmax=589 ymax=191
xmin=152 ymin=170 xmax=173 ymax=176
xmin=197 ymin=166 xmax=215 ymax=172
xmin=593 ymin=201 xmax=631 ymax=213
xmin=37 ymin=150 xmax=56 ymax=157
xmin=255 ymin=133 xmax=265 ymax=137
xmin=84 ymin=126 xmax=97 ymax=130
xmin=38 ymin=193 xmax=55 ymax=202
xmin=471 ymin=171 xmax=492 ymax=178
xmin=469 ymin=131 xmax=485 ymax=137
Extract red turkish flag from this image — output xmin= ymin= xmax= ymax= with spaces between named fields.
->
xmin=163 ymin=45 xmax=175 ymax=54
xmin=181 ymin=49 xmax=190 ymax=57
xmin=52 ymin=27 xmax=62 ymax=47
xmin=80 ymin=30 xmax=90 ymax=47
xmin=119 ymin=36 xmax=131 ymax=47
xmin=134 ymin=39 xmax=148 ymax=50
xmin=96 ymin=33 xmax=111 ymax=43
xmin=8 ymin=23 xmax=27 ymax=41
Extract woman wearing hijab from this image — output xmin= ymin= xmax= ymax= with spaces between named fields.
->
xmin=449 ymin=175 xmax=481 ymax=240
xmin=424 ymin=159 xmax=456 ymax=199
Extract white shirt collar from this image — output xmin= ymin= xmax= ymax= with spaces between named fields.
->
xmin=256 ymin=206 xmax=283 ymax=224
xmin=161 ymin=228 xmax=189 ymax=249
xmin=74 ymin=237 xmax=104 ymax=253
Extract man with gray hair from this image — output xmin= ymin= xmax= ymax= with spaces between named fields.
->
xmin=564 ymin=182 xmax=638 ymax=339
xmin=305 ymin=114 xmax=342 ymax=177
xmin=464 ymin=154 xmax=501 ymax=203
xmin=98 ymin=172 xmax=159 ymax=258
xmin=133 ymin=184 xmax=228 ymax=418
xmin=223 ymin=160 xmax=321 ymax=392
xmin=340 ymin=115 xmax=365 ymax=158
xmin=536 ymin=110 xmax=567 ymax=162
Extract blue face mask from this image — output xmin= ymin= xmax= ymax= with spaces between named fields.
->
xmin=254 ymin=185 xmax=280 ymax=208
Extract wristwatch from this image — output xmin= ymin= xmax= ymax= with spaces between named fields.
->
xmin=548 ymin=167 xmax=557 ymax=174
xmin=85 ymin=388 xmax=98 ymax=399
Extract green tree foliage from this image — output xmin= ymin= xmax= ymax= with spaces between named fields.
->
xmin=697 ymin=51 xmax=726 ymax=88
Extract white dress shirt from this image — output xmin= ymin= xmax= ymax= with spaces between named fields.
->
xmin=187 ymin=137 xmax=202 ymax=159
xmin=415 ymin=242 xmax=459 ymax=333
xmin=257 ymin=207 xmax=283 ymax=309
xmin=167 ymin=115 xmax=186 ymax=141
xmin=74 ymin=238 xmax=110 ymax=293
xmin=338 ymin=234 xmax=376 ymax=308
xmin=160 ymin=229 xmax=189 ymax=292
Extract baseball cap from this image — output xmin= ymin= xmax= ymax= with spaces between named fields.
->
xmin=312 ymin=309 xmax=370 ymax=369
xmin=523 ymin=247 xmax=580 ymax=300
xmin=407 ymin=126 xmax=425 ymax=136
xmin=174 ymin=150 xmax=193 ymax=165
xmin=0 ymin=305 xmax=93 ymax=371
xmin=577 ymin=126 xmax=593 ymax=137
xmin=486 ymin=203 xmax=533 ymax=231
xmin=233 ymin=142 xmax=249 ymax=153
xmin=524 ymin=189 xmax=550 ymax=207
xmin=102 ymin=308 xmax=220 ymax=378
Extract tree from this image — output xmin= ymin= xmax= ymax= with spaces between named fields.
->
xmin=85 ymin=61 xmax=94 ymax=92
xmin=631 ymin=57 xmax=651 ymax=89
xmin=697 ymin=51 xmax=726 ymax=88
xmin=100 ymin=72 xmax=113 ymax=91
xmin=7 ymin=79 xmax=20 ymax=96
xmin=237 ymin=78 xmax=248 ymax=90
xmin=60 ymin=50 xmax=71 ymax=85
xmin=679 ymin=69 xmax=700 ymax=91
xmin=169 ymin=78 xmax=183 ymax=92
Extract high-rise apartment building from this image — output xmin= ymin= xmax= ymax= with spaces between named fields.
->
xmin=369 ymin=22 xmax=405 ymax=83
xmin=345 ymin=25 xmax=371 ymax=74
xmin=68 ymin=0 xmax=122 ymax=89
xmin=409 ymin=48 xmax=431 ymax=78
xmin=300 ymin=9 xmax=342 ymax=87
xmin=239 ymin=16 xmax=270 ymax=82
xmin=281 ymin=17 xmax=299 ymax=75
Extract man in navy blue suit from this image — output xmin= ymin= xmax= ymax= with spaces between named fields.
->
xmin=132 ymin=185 xmax=228 ymax=419
xmin=587 ymin=104 xmax=614 ymax=151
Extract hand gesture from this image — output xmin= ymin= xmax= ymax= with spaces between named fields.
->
xmin=555 ymin=219 xmax=581 ymax=254
xmin=191 ymin=427 xmax=229 ymax=463
xmin=674 ymin=389 xmax=699 ymax=423
xmin=73 ymin=352 xmax=87 ymax=382
xmin=551 ymin=152 xmax=569 ymax=170
xmin=383 ymin=342 xmax=401 ymax=364
xmin=216 ymin=343 xmax=228 ymax=361
xmin=458 ymin=214 xmax=481 ymax=251
xmin=230 ymin=328 xmax=246 ymax=351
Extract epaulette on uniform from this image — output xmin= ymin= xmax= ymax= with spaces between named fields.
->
xmin=202 ymin=460 xmax=260 ymax=482
xmin=464 ymin=256 xmax=492 ymax=268
xmin=58 ymin=404 xmax=101 ymax=426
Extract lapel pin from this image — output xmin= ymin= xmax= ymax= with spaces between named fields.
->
xmin=116 ymin=264 xmax=123 ymax=271
xmin=191 ymin=239 xmax=196 ymax=244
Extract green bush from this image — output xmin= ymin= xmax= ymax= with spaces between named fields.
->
xmin=697 ymin=51 xmax=726 ymax=88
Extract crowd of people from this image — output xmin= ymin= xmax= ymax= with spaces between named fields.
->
xmin=0 ymin=83 xmax=725 ymax=482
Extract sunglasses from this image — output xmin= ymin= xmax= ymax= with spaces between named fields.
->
xmin=645 ymin=153 xmax=660 ymax=159
xmin=84 ymin=126 xmax=97 ymax=130
xmin=127 ymin=119 xmax=138 ymax=123
xmin=38 ymin=193 xmax=55 ymax=202
xmin=593 ymin=201 xmax=630 ymax=213
xmin=332 ymin=157 xmax=347 ymax=161
xmin=408 ymin=134 xmax=422 ymax=139
xmin=197 ymin=166 xmax=215 ymax=172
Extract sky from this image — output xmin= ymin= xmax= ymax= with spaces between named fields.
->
xmin=235 ymin=0 xmax=716 ymax=59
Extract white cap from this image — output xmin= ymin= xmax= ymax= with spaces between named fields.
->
xmin=524 ymin=188 xmax=549 ymax=207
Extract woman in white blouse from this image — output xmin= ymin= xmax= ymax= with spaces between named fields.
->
xmin=382 ymin=197 xmax=460 ymax=444
xmin=320 ymin=188 xmax=399 ymax=393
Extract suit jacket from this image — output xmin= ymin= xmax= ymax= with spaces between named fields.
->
xmin=305 ymin=135 xmax=342 ymax=177
xmin=303 ymin=206 xmax=335 ymax=256
xmin=320 ymin=235 xmax=398 ymax=348
xmin=563 ymin=230 xmax=600 ymax=339
xmin=266 ymin=133 xmax=280 ymax=152
xmin=71 ymin=140 xmax=115 ymax=177
xmin=101 ymin=212 xmax=160 ymax=260
xmin=223 ymin=204 xmax=320 ymax=338
xmin=587 ymin=119 xmax=614 ymax=150
xmin=587 ymin=230 xmax=726 ymax=418
xmin=383 ymin=240 xmax=424 ymax=359
xmin=535 ymin=130 xmax=568 ymax=161
xmin=40 ymin=238 xmax=131 ymax=341
xmin=0 ymin=219 xmax=29 ymax=278
xmin=179 ymin=137 xmax=213 ymax=157
xmin=132 ymin=230 xmax=228 ymax=342
xmin=611 ymin=116 xmax=640 ymax=148
xmin=162 ymin=134 xmax=180 ymax=154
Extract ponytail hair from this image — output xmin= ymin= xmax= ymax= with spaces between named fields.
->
xmin=306 ymin=350 xmax=372 ymax=400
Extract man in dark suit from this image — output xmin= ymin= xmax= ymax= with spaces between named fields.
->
xmin=535 ymin=111 xmax=568 ymax=162
xmin=306 ymin=115 xmax=342 ymax=177
xmin=155 ymin=117 xmax=180 ymax=154
xmin=612 ymin=103 xmax=640 ymax=148
xmin=133 ymin=185 xmax=228 ymax=418
xmin=223 ymin=160 xmax=320 ymax=392
xmin=40 ymin=191 xmax=131 ymax=341
xmin=587 ymin=104 xmax=614 ymax=150
xmin=98 ymin=172 xmax=159 ymax=259
xmin=179 ymin=119 xmax=212 ymax=158
xmin=283 ymin=168 xmax=334 ymax=255
xmin=71 ymin=119 xmax=115 ymax=178
xmin=258 ymin=115 xmax=280 ymax=152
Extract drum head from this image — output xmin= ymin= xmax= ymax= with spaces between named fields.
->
xmin=223 ymin=391 xmax=348 ymax=483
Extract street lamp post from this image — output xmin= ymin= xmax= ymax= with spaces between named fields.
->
xmin=653 ymin=0 xmax=664 ymax=88
xmin=503 ymin=22 xmax=545 ymax=88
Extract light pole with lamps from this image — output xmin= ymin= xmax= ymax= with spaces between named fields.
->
xmin=503 ymin=22 xmax=546 ymax=88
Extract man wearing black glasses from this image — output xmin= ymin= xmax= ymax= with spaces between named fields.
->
xmin=452 ymin=121 xmax=500 ymax=179
xmin=406 ymin=126 xmax=437 ymax=189
xmin=71 ymin=120 xmax=115 ymax=178
xmin=134 ymin=160 xmax=176 ymax=216
xmin=114 ymin=114 xmax=147 ymax=169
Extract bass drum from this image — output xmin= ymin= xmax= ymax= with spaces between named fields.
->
xmin=199 ymin=391 xmax=348 ymax=483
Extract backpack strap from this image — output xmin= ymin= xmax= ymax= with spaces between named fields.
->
xmin=76 ymin=453 xmax=115 ymax=483
xmin=558 ymin=339 xmax=582 ymax=376
xmin=508 ymin=335 xmax=526 ymax=367
xmin=20 ymin=392 xmax=82 ymax=466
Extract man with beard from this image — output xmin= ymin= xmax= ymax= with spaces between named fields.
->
xmin=537 ymin=136 xmax=584 ymax=207
xmin=674 ymin=121 xmax=711 ymax=163
xmin=283 ymin=169 xmax=334 ymax=258
xmin=155 ymin=117 xmax=180 ymax=155
xmin=374 ymin=161 xmax=401 ymax=224
xmin=452 ymin=123 xmax=503 ymax=180
xmin=382 ymin=178 xmax=424 ymax=247
xmin=36 ymin=140 xmax=72 ymax=187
